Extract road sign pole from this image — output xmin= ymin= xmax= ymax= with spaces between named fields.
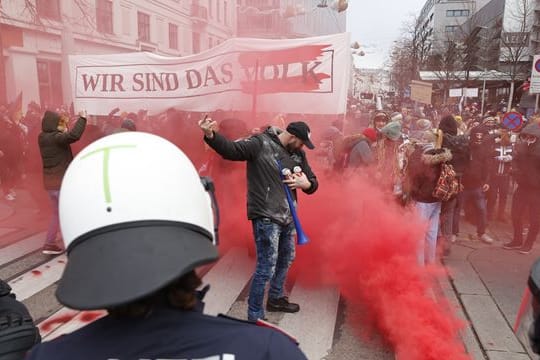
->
xmin=535 ymin=94 xmax=539 ymax=114
xmin=481 ymin=70 xmax=487 ymax=115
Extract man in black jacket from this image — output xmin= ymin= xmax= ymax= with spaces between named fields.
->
xmin=38 ymin=110 xmax=87 ymax=255
xmin=503 ymin=123 xmax=540 ymax=254
xmin=199 ymin=116 xmax=318 ymax=321
xmin=460 ymin=124 xmax=494 ymax=244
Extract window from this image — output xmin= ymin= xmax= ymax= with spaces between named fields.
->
xmin=224 ymin=1 xmax=228 ymax=25
xmin=37 ymin=60 xmax=62 ymax=107
xmin=445 ymin=25 xmax=459 ymax=33
xmin=36 ymin=0 xmax=61 ymax=21
xmin=193 ymin=32 xmax=200 ymax=53
xmin=96 ymin=0 xmax=113 ymax=34
xmin=209 ymin=0 xmax=213 ymax=18
xmin=169 ymin=23 xmax=178 ymax=49
xmin=217 ymin=0 xmax=221 ymax=22
xmin=446 ymin=9 xmax=469 ymax=17
xmin=209 ymin=36 xmax=213 ymax=48
xmin=138 ymin=12 xmax=150 ymax=42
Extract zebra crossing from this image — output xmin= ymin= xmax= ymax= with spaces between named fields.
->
xmin=0 ymin=231 xmax=378 ymax=360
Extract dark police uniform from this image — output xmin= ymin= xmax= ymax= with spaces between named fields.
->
xmin=27 ymin=306 xmax=307 ymax=360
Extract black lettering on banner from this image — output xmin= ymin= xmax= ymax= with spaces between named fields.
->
xmin=111 ymin=74 xmax=125 ymax=92
xmin=165 ymin=73 xmax=180 ymax=91
xmin=186 ymin=69 xmax=202 ymax=89
xmin=302 ymin=61 xmax=322 ymax=83
xmin=203 ymin=66 xmax=222 ymax=87
xmin=82 ymin=74 xmax=101 ymax=91
xmin=132 ymin=73 xmax=144 ymax=91
xmin=221 ymin=63 xmax=233 ymax=84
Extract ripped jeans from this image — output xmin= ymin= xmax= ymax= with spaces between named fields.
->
xmin=247 ymin=218 xmax=295 ymax=321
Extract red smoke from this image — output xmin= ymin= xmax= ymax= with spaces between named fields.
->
xmin=216 ymin=164 xmax=470 ymax=359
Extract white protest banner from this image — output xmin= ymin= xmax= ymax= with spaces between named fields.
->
xmin=70 ymin=33 xmax=351 ymax=115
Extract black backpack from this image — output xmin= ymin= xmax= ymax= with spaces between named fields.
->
xmin=0 ymin=280 xmax=41 ymax=360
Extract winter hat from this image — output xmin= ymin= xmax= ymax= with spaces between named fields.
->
xmin=380 ymin=121 xmax=402 ymax=141
xmin=416 ymin=119 xmax=432 ymax=132
xmin=438 ymin=115 xmax=458 ymax=136
xmin=390 ymin=112 xmax=403 ymax=122
xmin=362 ymin=127 xmax=377 ymax=142
xmin=121 ymin=119 xmax=137 ymax=131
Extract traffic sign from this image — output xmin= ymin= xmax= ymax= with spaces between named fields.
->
xmin=530 ymin=55 xmax=540 ymax=94
xmin=501 ymin=111 xmax=524 ymax=131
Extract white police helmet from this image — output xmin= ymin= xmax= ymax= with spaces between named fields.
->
xmin=56 ymin=132 xmax=218 ymax=310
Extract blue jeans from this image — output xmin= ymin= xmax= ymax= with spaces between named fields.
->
xmin=45 ymin=190 xmax=60 ymax=245
xmin=459 ymin=187 xmax=488 ymax=235
xmin=248 ymin=218 xmax=295 ymax=321
xmin=416 ymin=201 xmax=441 ymax=266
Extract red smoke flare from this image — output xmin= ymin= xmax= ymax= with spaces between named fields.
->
xmin=217 ymin=165 xmax=470 ymax=359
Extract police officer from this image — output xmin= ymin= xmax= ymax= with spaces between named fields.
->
xmin=0 ymin=279 xmax=40 ymax=360
xmin=27 ymin=132 xmax=307 ymax=360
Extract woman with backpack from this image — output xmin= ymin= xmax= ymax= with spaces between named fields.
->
xmin=406 ymin=129 xmax=452 ymax=266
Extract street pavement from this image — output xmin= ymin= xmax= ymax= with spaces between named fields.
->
xmin=1 ymin=187 xmax=538 ymax=359
xmin=445 ymin=218 xmax=539 ymax=359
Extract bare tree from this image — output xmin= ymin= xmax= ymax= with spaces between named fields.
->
xmin=499 ymin=0 xmax=534 ymax=109
xmin=388 ymin=15 xmax=431 ymax=102
xmin=425 ymin=33 xmax=462 ymax=104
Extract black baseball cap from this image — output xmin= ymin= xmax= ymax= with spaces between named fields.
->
xmin=286 ymin=121 xmax=315 ymax=149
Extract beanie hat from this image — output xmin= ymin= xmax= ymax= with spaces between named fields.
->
xmin=362 ymin=127 xmax=377 ymax=142
xmin=121 ymin=119 xmax=137 ymax=131
xmin=390 ymin=112 xmax=403 ymax=122
xmin=438 ymin=115 xmax=458 ymax=136
xmin=416 ymin=119 xmax=432 ymax=132
xmin=380 ymin=121 xmax=402 ymax=141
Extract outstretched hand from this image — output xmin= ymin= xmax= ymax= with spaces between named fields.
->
xmin=198 ymin=115 xmax=217 ymax=139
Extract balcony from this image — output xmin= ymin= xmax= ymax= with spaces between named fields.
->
xmin=191 ymin=4 xmax=208 ymax=26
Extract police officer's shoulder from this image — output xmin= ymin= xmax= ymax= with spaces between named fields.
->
xmin=217 ymin=314 xmax=299 ymax=345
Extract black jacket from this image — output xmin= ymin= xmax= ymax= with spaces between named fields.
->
xmin=462 ymin=128 xmax=491 ymax=190
xmin=513 ymin=123 xmax=540 ymax=190
xmin=441 ymin=134 xmax=469 ymax=176
xmin=0 ymin=280 xmax=41 ymax=359
xmin=38 ymin=111 xmax=86 ymax=190
xmin=205 ymin=127 xmax=318 ymax=225
xmin=407 ymin=147 xmax=452 ymax=203
xmin=27 ymin=306 xmax=306 ymax=360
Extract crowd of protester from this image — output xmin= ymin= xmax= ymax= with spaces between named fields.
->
xmin=1 ymin=95 xmax=540 ymax=358
xmin=318 ymin=101 xmax=540 ymax=264
xmin=1 ymin=98 xmax=539 ymax=263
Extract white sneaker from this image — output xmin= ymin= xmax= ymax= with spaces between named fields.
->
xmin=479 ymin=233 xmax=494 ymax=244
xmin=450 ymin=234 xmax=457 ymax=243
xmin=4 ymin=193 xmax=15 ymax=201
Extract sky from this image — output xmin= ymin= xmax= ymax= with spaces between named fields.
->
xmin=346 ymin=0 xmax=427 ymax=69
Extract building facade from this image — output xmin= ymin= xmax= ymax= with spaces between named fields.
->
xmin=0 ymin=0 xmax=236 ymax=109
xmin=236 ymin=0 xmax=346 ymax=38
xmin=417 ymin=0 xmax=491 ymax=54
